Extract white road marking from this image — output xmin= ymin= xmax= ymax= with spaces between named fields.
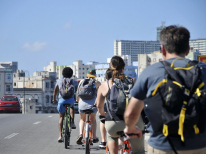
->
xmin=5 ymin=133 xmax=19 ymax=139
xmin=33 ymin=121 xmax=41 ymax=124
xmin=48 ymin=115 xmax=53 ymax=117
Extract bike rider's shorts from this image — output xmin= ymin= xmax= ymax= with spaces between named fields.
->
xmin=57 ymin=98 xmax=75 ymax=113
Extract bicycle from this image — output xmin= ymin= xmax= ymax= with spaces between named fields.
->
xmin=82 ymin=109 xmax=93 ymax=154
xmin=62 ymin=104 xmax=72 ymax=149
xmin=105 ymin=130 xmax=149 ymax=154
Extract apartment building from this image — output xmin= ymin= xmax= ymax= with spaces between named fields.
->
xmin=0 ymin=66 xmax=13 ymax=98
xmin=189 ymin=39 xmax=206 ymax=55
xmin=13 ymin=70 xmax=57 ymax=113
xmin=114 ymin=40 xmax=160 ymax=64
xmin=56 ymin=60 xmax=96 ymax=79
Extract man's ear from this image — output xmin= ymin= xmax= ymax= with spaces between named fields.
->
xmin=161 ymin=45 xmax=167 ymax=57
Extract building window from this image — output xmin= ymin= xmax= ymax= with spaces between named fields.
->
xmin=79 ymin=68 xmax=81 ymax=70
xmin=46 ymin=82 xmax=49 ymax=88
xmin=83 ymin=68 xmax=84 ymax=70
xmin=6 ymin=85 xmax=11 ymax=92
xmin=46 ymin=95 xmax=49 ymax=103
xmin=14 ymin=74 xmax=16 ymax=77
xmin=51 ymin=81 xmax=54 ymax=88
xmin=14 ymin=82 xmax=16 ymax=86
xmin=51 ymin=96 xmax=53 ymax=104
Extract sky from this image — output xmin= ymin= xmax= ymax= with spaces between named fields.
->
xmin=1 ymin=0 xmax=206 ymax=75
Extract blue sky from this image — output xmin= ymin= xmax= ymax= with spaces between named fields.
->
xmin=1 ymin=0 xmax=206 ymax=74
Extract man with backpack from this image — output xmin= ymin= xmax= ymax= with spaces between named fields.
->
xmin=124 ymin=25 xmax=206 ymax=154
xmin=53 ymin=67 xmax=78 ymax=142
xmin=76 ymin=68 xmax=101 ymax=145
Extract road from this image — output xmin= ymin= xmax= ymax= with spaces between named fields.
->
xmin=0 ymin=113 xmax=106 ymax=154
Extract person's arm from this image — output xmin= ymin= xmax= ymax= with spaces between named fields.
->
xmin=124 ymin=97 xmax=144 ymax=139
xmin=96 ymin=83 xmax=106 ymax=117
xmin=52 ymin=85 xmax=59 ymax=104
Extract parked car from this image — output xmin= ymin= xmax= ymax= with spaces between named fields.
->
xmin=0 ymin=96 xmax=21 ymax=113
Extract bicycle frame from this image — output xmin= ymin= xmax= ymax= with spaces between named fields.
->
xmin=82 ymin=113 xmax=93 ymax=146
xmin=63 ymin=106 xmax=71 ymax=134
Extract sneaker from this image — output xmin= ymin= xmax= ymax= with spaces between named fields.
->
xmin=99 ymin=142 xmax=106 ymax=148
xmin=93 ymin=137 xmax=99 ymax=143
xmin=76 ymin=134 xmax=83 ymax=145
xmin=58 ymin=137 xmax=64 ymax=143
xmin=71 ymin=123 xmax=76 ymax=129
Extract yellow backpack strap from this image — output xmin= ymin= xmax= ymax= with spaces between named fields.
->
xmin=152 ymin=79 xmax=167 ymax=96
xmin=126 ymin=95 xmax=129 ymax=108
xmin=163 ymin=124 xmax=169 ymax=136
xmin=170 ymin=58 xmax=190 ymax=68
xmin=178 ymin=101 xmax=187 ymax=142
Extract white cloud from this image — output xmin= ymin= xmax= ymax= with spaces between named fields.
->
xmin=21 ymin=41 xmax=48 ymax=52
xmin=64 ymin=22 xmax=71 ymax=30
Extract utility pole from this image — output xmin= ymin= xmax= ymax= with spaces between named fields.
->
xmin=23 ymin=70 xmax=29 ymax=114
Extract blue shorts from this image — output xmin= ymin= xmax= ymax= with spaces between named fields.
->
xmin=79 ymin=108 xmax=98 ymax=114
xmin=57 ymin=98 xmax=75 ymax=113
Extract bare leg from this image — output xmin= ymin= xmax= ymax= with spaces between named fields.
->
xmin=118 ymin=137 xmax=124 ymax=154
xmin=79 ymin=113 xmax=86 ymax=135
xmin=91 ymin=113 xmax=97 ymax=138
xmin=108 ymin=140 xmax=118 ymax=154
xmin=59 ymin=113 xmax=65 ymax=137
xmin=100 ymin=122 xmax=107 ymax=142
xmin=70 ymin=107 xmax=75 ymax=123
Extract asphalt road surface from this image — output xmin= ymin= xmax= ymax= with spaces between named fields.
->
xmin=0 ymin=113 xmax=106 ymax=154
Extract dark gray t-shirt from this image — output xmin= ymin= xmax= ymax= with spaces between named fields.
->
xmin=130 ymin=57 xmax=206 ymax=150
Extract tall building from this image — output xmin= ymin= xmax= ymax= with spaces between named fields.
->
xmin=0 ymin=66 xmax=13 ymax=98
xmin=44 ymin=61 xmax=57 ymax=72
xmin=0 ymin=61 xmax=18 ymax=73
xmin=156 ymin=21 xmax=165 ymax=41
xmin=114 ymin=40 xmax=160 ymax=64
xmin=189 ymin=39 xmax=206 ymax=55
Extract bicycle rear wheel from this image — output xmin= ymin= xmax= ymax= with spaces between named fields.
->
xmin=67 ymin=115 xmax=71 ymax=146
xmin=64 ymin=116 xmax=68 ymax=149
xmin=85 ymin=123 xmax=90 ymax=154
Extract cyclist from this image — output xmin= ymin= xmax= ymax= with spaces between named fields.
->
xmin=53 ymin=67 xmax=78 ymax=142
xmin=98 ymin=68 xmax=112 ymax=149
xmin=124 ymin=25 xmax=206 ymax=154
xmin=76 ymin=68 xmax=101 ymax=145
xmin=96 ymin=56 xmax=145 ymax=154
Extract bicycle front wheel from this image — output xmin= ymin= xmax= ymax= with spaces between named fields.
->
xmin=85 ymin=123 xmax=90 ymax=154
xmin=64 ymin=116 xmax=68 ymax=149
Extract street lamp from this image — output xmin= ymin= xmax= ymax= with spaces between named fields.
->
xmin=23 ymin=70 xmax=29 ymax=114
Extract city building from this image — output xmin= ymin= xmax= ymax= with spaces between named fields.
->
xmin=56 ymin=60 xmax=96 ymax=79
xmin=13 ymin=70 xmax=57 ymax=113
xmin=114 ymin=40 xmax=160 ymax=64
xmin=189 ymin=39 xmax=206 ymax=55
xmin=95 ymin=63 xmax=137 ymax=83
xmin=107 ymin=55 xmax=132 ymax=66
xmin=186 ymin=48 xmax=201 ymax=60
xmin=0 ymin=66 xmax=13 ymax=98
xmin=0 ymin=61 xmax=18 ymax=73
xmin=44 ymin=61 xmax=57 ymax=72
xmin=156 ymin=21 xmax=165 ymax=41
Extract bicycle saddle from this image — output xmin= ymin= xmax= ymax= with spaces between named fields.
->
xmin=63 ymin=104 xmax=71 ymax=107
xmin=83 ymin=109 xmax=93 ymax=114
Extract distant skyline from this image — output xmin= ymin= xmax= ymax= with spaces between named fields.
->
xmin=1 ymin=0 xmax=206 ymax=74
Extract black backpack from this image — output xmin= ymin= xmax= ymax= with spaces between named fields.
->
xmin=144 ymin=58 xmax=206 ymax=147
xmin=59 ymin=78 xmax=74 ymax=99
xmin=106 ymin=76 xmax=134 ymax=119
xmin=78 ymin=78 xmax=96 ymax=100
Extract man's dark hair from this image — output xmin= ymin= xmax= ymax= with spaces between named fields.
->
xmin=62 ymin=67 xmax=73 ymax=78
xmin=105 ymin=68 xmax=112 ymax=80
xmin=160 ymin=25 xmax=190 ymax=55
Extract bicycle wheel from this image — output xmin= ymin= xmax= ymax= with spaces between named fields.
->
xmin=67 ymin=115 xmax=71 ymax=146
xmin=64 ymin=116 xmax=68 ymax=149
xmin=85 ymin=123 xmax=90 ymax=154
